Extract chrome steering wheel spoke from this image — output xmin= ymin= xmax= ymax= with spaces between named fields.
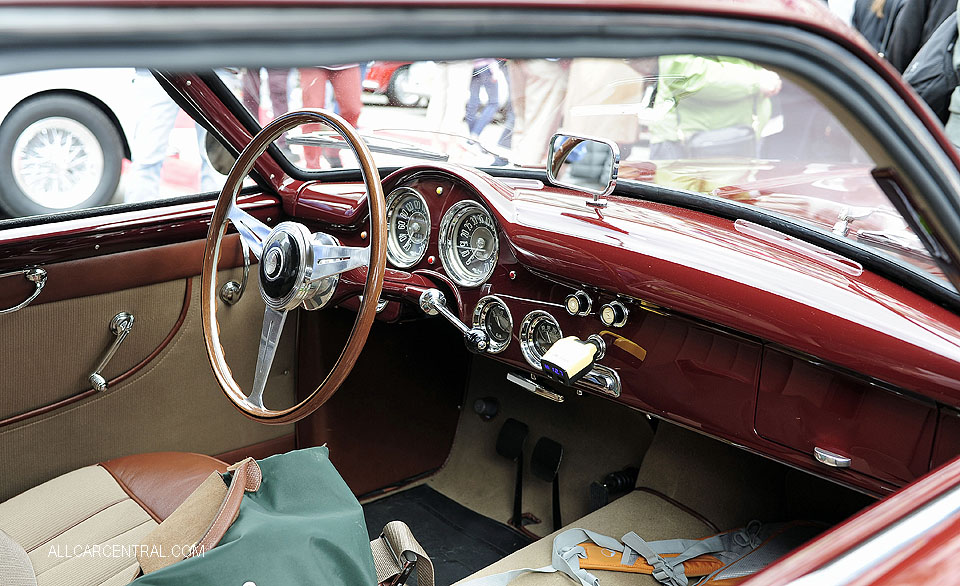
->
xmin=228 ymin=204 xmax=271 ymax=259
xmin=310 ymin=236 xmax=370 ymax=281
xmin=247 ymin=306 xmax=288 ymax=410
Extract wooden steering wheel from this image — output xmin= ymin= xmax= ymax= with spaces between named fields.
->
xmin=201 ymin=109 xmax=386 ymax=424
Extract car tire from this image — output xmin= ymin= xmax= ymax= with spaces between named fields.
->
xmin=386 ymin=66 xmax=424 ymax=108
xmin=0 ymin=94 xmax=123 ymax=218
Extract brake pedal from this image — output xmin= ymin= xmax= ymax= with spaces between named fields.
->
xmin=531 ymin=437 xmax=564 ymax=531
xmin=496 ymin=418 xmax=529 ymax=528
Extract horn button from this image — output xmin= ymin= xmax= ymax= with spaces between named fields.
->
xmin=259 ymin=228 xmax=302 ymax=304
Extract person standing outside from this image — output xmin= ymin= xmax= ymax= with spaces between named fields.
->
xmin=465 ymin=59 xmax=501 ymax=139
xmin=884 ymin=0 xmax=956 ymax=71
xmin=507 ymin=59 xmax=569 ymax=167
xmin=853 ymin=0 xmax=907 ymax=52
xmin=299 ymin=64 xmax=363 ymax=168
xmin=126 ymin=69 xmax=219 ymax=202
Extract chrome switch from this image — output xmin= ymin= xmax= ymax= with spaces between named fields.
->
xmin=599 ymin=300 xmax=629 ymax=327
xmin=564 ymin=290 xmax=593 ymax=317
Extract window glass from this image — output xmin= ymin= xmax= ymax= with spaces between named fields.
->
xmin=0 ymin=59 xmax=944 ymax=289
xmin=0 ymin=67 xmax=233 ymax=222
xmin=225 ymin=58 xmax=943 ymax=285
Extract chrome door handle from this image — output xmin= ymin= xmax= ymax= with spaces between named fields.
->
xmin=0 ymin=267 xmax=47 ymax=314
xmin=814 ymin=447 xmax=851 ymax=468
xmin=89 ymin=312 xmax=135 ymax=391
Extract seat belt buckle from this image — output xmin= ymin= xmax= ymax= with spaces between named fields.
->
xmin=385 ymin=558 xmax=416 ymax=586
xmin=379 ymin=530 xmax=418 ymax=586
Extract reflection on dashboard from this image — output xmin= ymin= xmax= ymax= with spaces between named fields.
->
xmin=385 ymin=187 xmax=431 ymax=268
xmin=519 ymin=310 xmax=563 ymax=370
xmin=472 ymin=295 xmax=513 ymax=354
xmin=439 ymin=200 xmax=499 ymax=287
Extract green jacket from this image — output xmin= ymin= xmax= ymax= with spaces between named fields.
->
xmin=650 ymin=55 xmax=774 ymax=144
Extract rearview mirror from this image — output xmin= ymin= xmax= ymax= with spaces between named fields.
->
xmin=546 ymin=134 xmax=620 ymax=208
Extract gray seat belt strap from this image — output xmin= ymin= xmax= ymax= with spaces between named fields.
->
xmin=461 ymin=528 xmax=624 ymax=586
xmin=621 ymin=532 xmax=689 ymax=586
xmin=620 ymin=532 xmax=730 ymax=586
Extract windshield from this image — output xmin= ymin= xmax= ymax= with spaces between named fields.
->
xmin=219 ymin=57 xmax=946 ymax=286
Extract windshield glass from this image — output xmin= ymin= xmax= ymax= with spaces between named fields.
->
xmin=219 ymin=57 xmax=945 ymax=285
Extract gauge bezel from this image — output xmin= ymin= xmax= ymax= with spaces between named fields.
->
xmin=519 ymin=310 xmax=563 ymax=370
xmin=385 ymin=186 xmax=431 ymax=269
xmin=438 ymin=200 xmax=499 ymax=287
xmin=472 ymin=295 xmax=513 ymax=354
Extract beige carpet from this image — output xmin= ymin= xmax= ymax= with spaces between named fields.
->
xmin=428 ymin=356 xmax=654 ymax=538
xmin=635 ymin=423 xmax=875 ymax=530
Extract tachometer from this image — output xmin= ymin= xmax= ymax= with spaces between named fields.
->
xmin=472 ymin=296 xmax=513 ymax=354
xmin=520 ymin=310 xmax=563 ymax=370
xmin=438 ymin=200 xmax=499 ymax=287
xmin=385 ymin=187 xmax=430 ymax=268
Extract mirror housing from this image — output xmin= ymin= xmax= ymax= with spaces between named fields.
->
xmin=546 ymin=133 xmax=620 ymax=208
xmin=204 ymin=131 xmax=237 ymax=176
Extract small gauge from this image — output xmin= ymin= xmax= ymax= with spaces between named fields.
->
xmin=438 ymin=200 xmax=499 ymax=287
xmin=520 ymin=310 xmax=563 ymax=370
xmin=473 ymin=296 xmax=513 ymax=354
xmin=385 ymin=187 xmax=431 ymax=268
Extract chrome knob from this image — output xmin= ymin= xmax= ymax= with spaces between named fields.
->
xmin=599 ymin=300 xmax=629 ymax=328
xmin=564 ymin=290 xmax=593 ymax=317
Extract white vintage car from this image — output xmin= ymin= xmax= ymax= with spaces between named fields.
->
xmin=0 ymin=68 xmax=139 ymax=216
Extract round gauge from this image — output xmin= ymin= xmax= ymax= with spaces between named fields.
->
xmin=438 ymin=200 xmax=499 ymax=287
xmin=385 ymin=187 xmax=431 ymax=268
xmin=472 ymin=296 xmax=513 ymax=354
xmin=519 ymin=310 xmax=563 ymax=370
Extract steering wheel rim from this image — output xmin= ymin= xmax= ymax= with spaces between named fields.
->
xmin=201 ymin=109 xmax=386 ymax=424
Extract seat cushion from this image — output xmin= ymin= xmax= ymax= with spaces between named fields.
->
xmin=0 ymin=452 xmax=226 ymax=586
xmin=455 ymin=490 xmax=714 ymax=586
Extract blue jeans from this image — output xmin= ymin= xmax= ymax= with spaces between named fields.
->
xmin=126 ymin=70 xmax=219 ymax=203
xmin=466 ymin=66 xmax=499 ymax=138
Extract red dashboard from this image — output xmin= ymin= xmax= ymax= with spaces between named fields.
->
xmin=292 ymin=164 xmax=960 ymax=497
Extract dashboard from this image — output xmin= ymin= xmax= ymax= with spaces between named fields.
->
xmin=294 ymin=164 xmax=960 ymax=498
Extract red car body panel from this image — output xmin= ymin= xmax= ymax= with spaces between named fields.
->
xmin=748 ymin=456 xmax=960 ymax=584
xmin=363 ymin=61 xmax=407 ymax=94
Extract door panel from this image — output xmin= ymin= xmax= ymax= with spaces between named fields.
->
xmin=0 ymin=260 xmax=296 ymax=501
xmin=0 ymin=277 xmax=188 ymax=424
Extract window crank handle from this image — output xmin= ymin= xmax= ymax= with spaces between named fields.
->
xmin=89 ymin=312 xmax=135 ymax=391
xmin=419 ymin=289 xmax=489 ymax=353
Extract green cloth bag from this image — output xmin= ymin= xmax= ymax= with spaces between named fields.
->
xmin=134 ymin=446 xmax=378 ymax=586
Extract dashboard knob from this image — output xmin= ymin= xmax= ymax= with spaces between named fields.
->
xmin=564 ymin=290 xmax=593 ymax=317
xmin=599 ymin=300 xmax=629 ymax=328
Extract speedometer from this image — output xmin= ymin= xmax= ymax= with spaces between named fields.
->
xmin=438 ymin=200 xmax=499 ymax=287
xmin=385 ymin=187 xmax=430 ymax=268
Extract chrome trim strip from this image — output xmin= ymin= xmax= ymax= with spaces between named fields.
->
xmin=789 ymin=486 xmax=960 ymax=586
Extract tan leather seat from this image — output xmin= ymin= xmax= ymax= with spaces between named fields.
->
xmin=0 ymin=452 xmax=226 ymax=586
